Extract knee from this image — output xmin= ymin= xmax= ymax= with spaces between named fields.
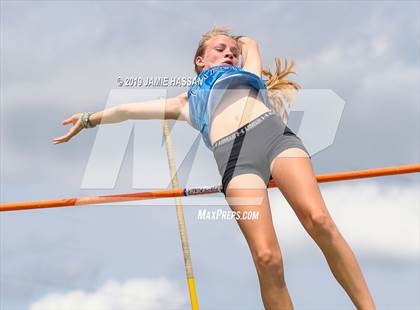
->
xmin=253 ymin=248 xmax=284 ymax=273
xmin=306 ymin=212 xmax=339 ymax=240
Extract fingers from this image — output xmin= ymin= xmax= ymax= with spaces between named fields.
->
xmin=52 ymin=131 xmax=77 ymax=144
xmin=62 ymin=118 xmax=72 ymax=125
xmin=62 ymin=113 xmax=80 ymax=125
xmin=52 ymin=120 xmax=83 ymax=144
xmin=52 ymin=136 xmax=67 ymax=144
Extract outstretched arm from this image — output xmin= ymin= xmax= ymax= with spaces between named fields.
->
xmin=236 ymin=36 xmax=262 ymax=77
xmin=89 ymin=92 xmax=188 ymax=125
xmin=52 ymin=92 xmax=189 ymax=144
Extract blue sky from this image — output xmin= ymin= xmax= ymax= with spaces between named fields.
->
xmin=1 ymin=1 xmax=419 ymax=309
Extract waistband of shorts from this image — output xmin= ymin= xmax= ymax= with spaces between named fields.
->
xmin=212 ymin=111 xmax=275 ymax=149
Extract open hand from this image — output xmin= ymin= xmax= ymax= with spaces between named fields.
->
xmin=52 ymin=113 xmax=84 ymax=144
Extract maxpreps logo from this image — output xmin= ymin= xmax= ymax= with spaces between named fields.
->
xmin=197 ymin=208 xmax=260 ymax=221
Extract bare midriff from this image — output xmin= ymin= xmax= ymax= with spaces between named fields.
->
xmin=209 ymin=87 xmax=271 ymax=146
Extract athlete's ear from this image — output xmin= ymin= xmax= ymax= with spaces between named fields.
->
xmin=195 ymin=56 xmax=205 ymax=70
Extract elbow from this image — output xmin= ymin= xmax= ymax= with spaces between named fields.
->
xmin=247 ymin=38 xmax=258 ymax=46
xmin=165 ymin=95 xmax=187 ymax=121
xmin=239 ymin=37 xmax=258 ymax=46
xmin=165 ymin=101 xmax=182 ymax=120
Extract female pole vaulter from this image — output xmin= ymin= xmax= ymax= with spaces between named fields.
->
xmin=53 ymin=27 xmax=375 ymax=309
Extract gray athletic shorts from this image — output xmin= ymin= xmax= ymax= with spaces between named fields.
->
xmin=212 ymin=111 xmax=311 ymax=196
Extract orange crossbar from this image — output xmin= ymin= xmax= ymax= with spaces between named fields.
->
xmin=1 ymin=163 xmax=419 ymax=212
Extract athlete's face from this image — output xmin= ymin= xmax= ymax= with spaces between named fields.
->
xmin=196 ymin=35 xmax=240 ymax=72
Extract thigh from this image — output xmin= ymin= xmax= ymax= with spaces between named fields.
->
xmin=270 ymin=148 xmax=332 ymax=227
xmin=225 ymin=173 xmax=281 ymax=253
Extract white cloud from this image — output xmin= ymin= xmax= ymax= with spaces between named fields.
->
xmin=370 ymin=35 xmax=390 ymax=58
xmin=269 ymin=181 xmax=419 ymax=260
xmin=29 ymin=277 xmax=187 ymax=310
xmin=298 ymin=32 xmax=417 ymax=95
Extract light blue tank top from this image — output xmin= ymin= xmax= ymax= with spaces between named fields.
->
xmin=187 ymin=65 xmax=271 ymax=149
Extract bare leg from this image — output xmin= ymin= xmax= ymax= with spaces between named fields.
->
xmin=225 ymin=173 xmax=294 ymax=309
xmin=270 ymin=148 xmax=376 ymax=309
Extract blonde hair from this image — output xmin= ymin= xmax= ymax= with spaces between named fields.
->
xmin=193 ymin=27 xmax=301 ymax=122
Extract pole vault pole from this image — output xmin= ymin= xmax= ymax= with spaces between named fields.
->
xmin=1 ymin=164 xmax=419 ymax=212
xmin=162 ymin=120 xmax=199 ymax=310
